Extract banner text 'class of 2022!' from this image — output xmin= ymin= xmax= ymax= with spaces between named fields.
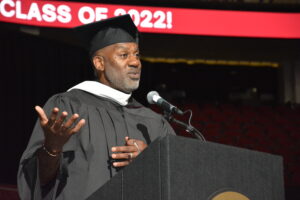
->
xmin=1 ymin=0 xmax=300 ymax=38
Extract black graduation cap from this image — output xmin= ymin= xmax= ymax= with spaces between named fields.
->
xmin=73 ymin=14 xmax=139 ymax=57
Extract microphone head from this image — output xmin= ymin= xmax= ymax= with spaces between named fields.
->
xmin=147 ymin=91 xmax=159 ymax=104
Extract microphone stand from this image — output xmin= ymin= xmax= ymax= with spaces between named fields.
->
xmin=164 ymin=111 xmax=205 ymax=141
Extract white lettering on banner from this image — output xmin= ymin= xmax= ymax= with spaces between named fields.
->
xmin=140 ymin=10 xmax=153 ymax=28
xmin=0 ymin=0 xmax=15 ymax=18
xmin=95 ymin=7 xmax=107 ymax=21
xmin=0 ymin=0 xmax=71 ymax=24
xmin=0 ymin=1 xmax=173 ymax=29
xmin=114 ymin=8 xmax=126 ymax=16
xmin=42 ymin=4 xmax=56 ymax=22
xmin=57 ymin=5 xmax=71 ymax=23
xmin=153 ymin=11 xmax=166 ymax=28
xmin=16 ymin=0 xmax=26 ymax=19
xmin=27 ymin=3 xmax=42 ymax=21
xmin=166 ymin=11 xmax=172 ymax=29
xmin=78 ymin=6 xmax=94 ymax=23
xmin=128 ymin=9 xmax=140 ymax=26
xmin=113 ymin=8 xmax=172 ymax=29
xmin=78 ymin=6 xmax=108 ymax=24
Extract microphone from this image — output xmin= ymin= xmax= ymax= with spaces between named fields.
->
xmin=147 ymin=91 xmax=184 ymax=115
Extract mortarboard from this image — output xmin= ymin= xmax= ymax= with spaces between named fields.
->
xmin=73 ymin=14 xmax=139 ymax=57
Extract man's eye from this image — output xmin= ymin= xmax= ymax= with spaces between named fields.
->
xmin=136 ymin=53 xmax=140 ymax=58
xmin=120 ymin=54 xmax=128 ymax=58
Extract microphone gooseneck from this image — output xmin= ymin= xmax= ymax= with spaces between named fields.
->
xmin=147 ymin=91 xmax=206 ymax=141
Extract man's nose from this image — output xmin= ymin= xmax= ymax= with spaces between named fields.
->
xmin=128 ymin=55 xmax=141 ymax=68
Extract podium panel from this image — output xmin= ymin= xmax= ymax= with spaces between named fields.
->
xmin=87 ymin=135 xmax=284 ymax=200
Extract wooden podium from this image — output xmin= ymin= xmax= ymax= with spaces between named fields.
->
xmin=87 ymin=135 xmax=284 ymax=200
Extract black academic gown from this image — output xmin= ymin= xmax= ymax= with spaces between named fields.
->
xmin=18 ymin=89 xmax=176 ymax=200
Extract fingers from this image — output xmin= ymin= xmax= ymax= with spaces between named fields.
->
xmin=47 ymin=107 xmax=59 ymax=127
xmin=125 ymin=138 xmax=136 ymax=146
xmin=111 ymin=138 xmax=148 ymax=168
xmin=56 ymin=113 xmax=85 ymax=135
xmin=125 ymin=138 xmax=147 ymax=152
xmin=112 ymin=160 xmax=130 ymax=168
xmin=35 ymin=106 xmax=49 ymax=126
xmin=112 ymin=146 xmax=136 ymax=153
xmin=111 ymin=152 xmax=138 ymax=160
xmin=53 ymin=111 xmax=68 ymax=130
xmin=60 ymin=113 xmax=78 ymax=133
xmin=112 ymin=151 xmax=136 ymax=167
xmin=69 ymin=119 xmax=85 ymax=135
xmin=125 ymin=137 xmax=142 ymax=146
xmin=35 ymin=106 xmax=85 ymax=135
xmin=63 ymin=113 xmax=79 ymax=129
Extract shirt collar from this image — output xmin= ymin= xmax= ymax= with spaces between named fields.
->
xmin=67 ymin=81 xmax=131 ymax=106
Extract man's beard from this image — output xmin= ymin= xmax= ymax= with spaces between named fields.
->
xmin=104 ymin=69 xmax=140 ymax=93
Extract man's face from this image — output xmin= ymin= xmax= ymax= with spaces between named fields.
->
xmin=95 ymin=42 xmax=142 ymax=93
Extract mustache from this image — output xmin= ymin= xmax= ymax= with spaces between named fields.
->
xmin=127 ymin=70 xmax=141 ymax=74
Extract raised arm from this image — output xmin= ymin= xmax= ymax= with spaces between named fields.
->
xmin=35 ymin=106 xmax=85 ymax=185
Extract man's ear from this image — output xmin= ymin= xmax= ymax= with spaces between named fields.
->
xmin=93 ymin=55 xmax=105 ymax=72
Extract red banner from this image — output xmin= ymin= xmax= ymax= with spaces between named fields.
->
xmin=1 ymin=0 xmax=300 ymax=38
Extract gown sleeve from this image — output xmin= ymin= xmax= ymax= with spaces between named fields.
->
xmin=17 ymin=94 xmax=76 ymax=200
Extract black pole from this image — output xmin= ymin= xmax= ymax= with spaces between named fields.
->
xmin=163 ymin=112 xmax=205 ymax=141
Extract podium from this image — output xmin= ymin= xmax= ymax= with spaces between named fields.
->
xmin=87 ymin=135 xmax=284 ymax=200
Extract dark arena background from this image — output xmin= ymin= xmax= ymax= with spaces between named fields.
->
xmin=0 ymin=0 xmax=300 ymax=199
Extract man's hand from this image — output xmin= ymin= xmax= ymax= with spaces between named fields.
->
xmin=35 ymin=106 xmax=85 ymax=153
xmin=111 ymin=137 xmax=148 ymax=167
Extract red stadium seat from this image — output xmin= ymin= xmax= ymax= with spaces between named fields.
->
xmin=0 ymin=185 xmax=19 ymax=200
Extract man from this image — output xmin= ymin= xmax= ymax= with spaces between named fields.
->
xmin=18 ymin=15 xmax=175 ymax=200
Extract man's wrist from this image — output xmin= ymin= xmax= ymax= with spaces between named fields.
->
xmin=42 ymin=144 xmax=62 ymax=157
